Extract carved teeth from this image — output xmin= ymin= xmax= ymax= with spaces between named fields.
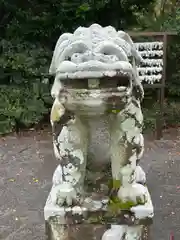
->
xmin=56 ymin=61 xmax=132 ymax=74
xmin=88 ymin=79 xmax=100 ymax=89
xmin=56 ymin=70 xmax=132 ymax=80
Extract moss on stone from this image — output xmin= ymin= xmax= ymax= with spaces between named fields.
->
xmin=108 ymin=191 xmax=147 ymax=215
xmin=106 ymin=109 xmax=121 ymax=115
xmin=136 ymin=196 xmax=146 ymax=205
xmin=108 ymin=180 xmax=147 ymax=214
xmin=108 ymin=179 xmax=121 ymax=192
xmin=108 ymin=198 xmax=137 ymax=214
xmin=112 ymin=179 xmax=122 ymax=189
xmin=111 ymin=109 xmax=121 ymax=114
xmin=87 ymin=214 xmax=104 ymax=224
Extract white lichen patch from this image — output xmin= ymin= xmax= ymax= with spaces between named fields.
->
xmin=53 ymin=142 xmax=61 ymax=160
xmin=121 ymin=118 xmax=136 ymax=132
xmin=134 ymin=166 xmax=146 ymax=184
xmin=70 ymin=149 xmax=84 ymax=164
xmin=126 ymin=102 xmax=143 ymax=124
xmin=126 ymin=127 xmax=141 ymax=143
xmin=72 ymin=206 xmax=83 ymax=215
xmin=52 ymin=165 xmax=63 ymax=186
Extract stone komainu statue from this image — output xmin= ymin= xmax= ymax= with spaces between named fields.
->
xmin=48 ymin=24 xmax=152 ymax=217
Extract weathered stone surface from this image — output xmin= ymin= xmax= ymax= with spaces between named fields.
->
xmin=45 ymin=23 xmax=153 ymax=240
xmin=44 ymin=182 xmax=153 ymax=225
xmin=45 ymin=221 xmax=106 ymax=240
xmin=44 ymin=161 xmax=153 ymax=239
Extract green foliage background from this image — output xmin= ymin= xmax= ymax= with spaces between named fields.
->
xmin=137 ymin=5 xmax=180 ymax=130
xmin=0 ymin=0 xmax=179 ymax=134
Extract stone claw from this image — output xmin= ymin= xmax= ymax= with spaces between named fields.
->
xmin=51 ymin=182 xmax=80 ymax=206
xmin=117 ymin=183 xmax=147 ymax=205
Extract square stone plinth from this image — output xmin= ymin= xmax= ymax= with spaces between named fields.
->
xmin=44 ymin=186 xmax=153 ymax=240
xmin=45 ymin=220 xmax=150 ymax=240
xmin=44 ymin=164 xmax=153 ymax=240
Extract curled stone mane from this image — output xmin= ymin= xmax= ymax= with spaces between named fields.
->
xmin=50 ymin=23 xmax=144 ymax=101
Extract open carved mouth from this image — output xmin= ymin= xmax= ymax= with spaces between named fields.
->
xmin=55 ymin=75 xmax=132 ymax=114
xmin=53 ymin=61 xmax=133 ymax=98
xmin=56 ymin=75 xmax=132 ymax=107
xmin=60 ymin=75 xmax=131 ymax=90
xmin=55 ymin=59 xmax=133 ymax=86
xmin=51 ymin=68 xmax=133 ymax=108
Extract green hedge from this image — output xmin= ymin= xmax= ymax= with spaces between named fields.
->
xmin=0 ymin=82 xmax=52 ymax=134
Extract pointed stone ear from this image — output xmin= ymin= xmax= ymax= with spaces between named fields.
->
xmin=49 ymin=58 xmax=56 ymax=75
xmin=51 ymin=77 xmax=64 ymax=99
xmin=118 ymin=31 xmax=143 ymax=65
xmin=49 ymin=33 xmax=73 ymax=75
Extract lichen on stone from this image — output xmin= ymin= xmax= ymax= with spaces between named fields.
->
xmin=45 ymin=24 xmax=154 ymax=231
xmin=108 ymin=197 xmax=138 ymax=214
xmin=112 ymin=179 xmax=122 ymax=189
xmin=87 ymin=214 xmax=104 ymax=224
xmin=108 ymin=179 xmax=122 ymax=192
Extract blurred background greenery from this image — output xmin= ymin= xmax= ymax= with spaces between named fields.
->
xmin=0 ymin=0 xmax=179 ymax=134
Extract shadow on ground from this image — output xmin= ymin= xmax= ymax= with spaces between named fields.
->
xmin=0 ymin=128 xmax=180 ymax=239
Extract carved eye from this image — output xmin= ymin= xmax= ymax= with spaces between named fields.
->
xmin=71 ymin=53 xmax=83 ymax=63
xmin=96 ymin=43 xmax=128 ymax=61
xmin=61 ymin=41 xmax=89 ymax=62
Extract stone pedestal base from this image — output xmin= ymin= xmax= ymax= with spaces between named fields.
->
xmin=44 ymin=163 xmax=153 ymax=240
xmin=45 ymin=221 xmax=150 ymax=240
xmin=45 ymin=222 xmax=106 ymax=240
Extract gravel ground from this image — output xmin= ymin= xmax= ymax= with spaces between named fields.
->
xmin=0 ymin=128 xmax=180 ymax=239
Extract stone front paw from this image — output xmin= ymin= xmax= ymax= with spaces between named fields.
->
xmin=117 ymin=183 xmax=147 ymax=205
xmin=51 ymin=182 xmax=82 ymax=206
